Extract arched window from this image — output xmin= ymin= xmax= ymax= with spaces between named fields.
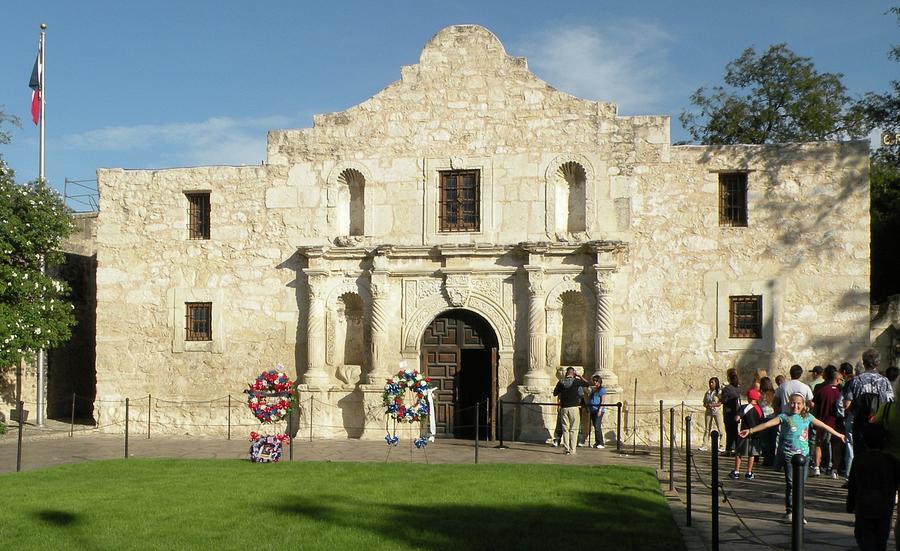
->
xmin=337 ymin=168 xmax=365 ymax=236
xmin=556 ymin=162 xmax=586 ymax=233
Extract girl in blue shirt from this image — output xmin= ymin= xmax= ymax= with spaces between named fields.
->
xmin=741 ymin=393 xmax=846 ymax=522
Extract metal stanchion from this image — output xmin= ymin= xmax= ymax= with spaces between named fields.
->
xmin=70 ymin=393 xmax=76 ymax=437
xmin=616 ymin=402 xmax=622 ymax=452
xmin=125 ymin=397 xmax=130 ymax=459
xmin=496 ymin=400 xmax=507 ymax=449
xmin=711 ymin=430 xmax=719 ymax=551
xmin=147 ymin=394 xmax=152 ymax=439
xmin=227 ymin=394 xmax=231 ymax=441
xmin=669 ymin=407 xmax=675 ymax=492
xmin=309 ymin=395 xmax=314 ymax=442
xmin=659 ymin=400 xmax=664 ymax=469
xmin=791 ymin=454 xmax=806 ymax=551
xmin=475 ymin=401 xmax=480 ymax=464
xmin=288 ymin=411 xmax=294 ymax=461
xmin=16 ymin=400 xmax=24 ymax=472
xmin=686 ymin=415 xmax=692 ymax=527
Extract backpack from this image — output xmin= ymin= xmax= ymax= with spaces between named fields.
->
xmin=854 ymin=393 xmax=883 ymax=427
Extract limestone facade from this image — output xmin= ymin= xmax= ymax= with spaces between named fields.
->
xmin=91 ymin=25 xmax=871 ymax=440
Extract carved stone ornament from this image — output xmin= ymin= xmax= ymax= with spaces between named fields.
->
xmin=595 ymin=269 xmax=613 ymax=295
xmin=526 ymin=269 xmax=544 ymax=297
xmin=443 ymin=273 xmax=471 ymax=307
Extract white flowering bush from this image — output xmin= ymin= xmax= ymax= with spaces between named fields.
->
xmin=0 ymin=160 xmax=75 ymax=367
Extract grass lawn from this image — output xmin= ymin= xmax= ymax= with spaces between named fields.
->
xmin=0 ymin=459 xmax=684 ymax=550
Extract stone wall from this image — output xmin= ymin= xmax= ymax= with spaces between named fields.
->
xmin=90 ymin=25 xmax=871 ymax=439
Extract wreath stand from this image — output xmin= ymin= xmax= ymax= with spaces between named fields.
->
xmin=383 ymin=368 xmax=432 ymax=463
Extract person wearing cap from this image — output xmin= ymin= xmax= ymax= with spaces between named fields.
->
xmin=730 ymin=388 xmax=765 ymax=480
xmin=809 ymin=365 xmax=825 ymax=392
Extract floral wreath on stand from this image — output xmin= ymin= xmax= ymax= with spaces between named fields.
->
xmin=383 ymin=362 xmax=432 ymax=450
xmin=245 ymin=366 xmax=296 ymax=463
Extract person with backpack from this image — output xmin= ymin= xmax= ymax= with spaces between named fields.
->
xmin=844 ymin=349 xmax=894 ymax=455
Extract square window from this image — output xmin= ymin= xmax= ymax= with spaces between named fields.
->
xmin=719 ymin=173 xmax=748 ymax=227
xmin=185 ymin=302 xmax=212 ymax=341
xmin=186 ymin=192 xmax=211 ymax=239
xmin=439 ymin=170 xmax=480 ymax=232
xmin=729 ymin=295 xmax=762 ymax=338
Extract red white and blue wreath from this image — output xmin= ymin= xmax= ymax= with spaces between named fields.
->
xmin=246 ymin=367 xmax=296 ymax=423
xmin=383 ymin=365 xmax=433 ymax=448
xmin=245 ymin=366 xmax=296 ymax=463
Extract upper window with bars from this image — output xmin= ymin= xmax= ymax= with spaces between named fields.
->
xmin=439 ymin=170 xmax=480 ymax=232
xmin=186 ymin=192 xmax=211 ymax=239
xmin=718 ymin=173 xmax=748 ymax=227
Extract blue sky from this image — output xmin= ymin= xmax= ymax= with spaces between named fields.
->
xmin=1 ymin=1 xmax=897 ymax=211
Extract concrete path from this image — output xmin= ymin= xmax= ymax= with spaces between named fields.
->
xmin=0 ymin=421 xmax=879 ymax=551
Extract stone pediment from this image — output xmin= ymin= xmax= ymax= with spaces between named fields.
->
xmin=268 ymin=25 xmax=625 ymax=161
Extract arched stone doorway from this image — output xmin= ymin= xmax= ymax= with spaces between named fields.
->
xmin=420 ymin=309 xmax=498 ymax=440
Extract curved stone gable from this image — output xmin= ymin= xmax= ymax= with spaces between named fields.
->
xmin=268 ymin=25 xmax=621 ymax=163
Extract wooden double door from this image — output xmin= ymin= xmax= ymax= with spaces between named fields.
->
xmin=420 ymin=309 xmax=497 ymax=440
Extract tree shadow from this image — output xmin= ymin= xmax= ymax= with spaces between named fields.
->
xmin=268 ymin=489 xmax=683 ymax=550
xmin=34 ymin=509 xmax=79 ymax=526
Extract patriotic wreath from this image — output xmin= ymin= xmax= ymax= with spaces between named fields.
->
xmin=249 ymin=432 xmax=290 ymax=463
xmin=383 ymin=368 xmax=432 ymax=423
xmin=245 ymin=367 xmax=296 ymax=423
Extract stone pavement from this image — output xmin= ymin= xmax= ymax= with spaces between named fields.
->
xmin=0 ymin=422 xmax=879 ymax=551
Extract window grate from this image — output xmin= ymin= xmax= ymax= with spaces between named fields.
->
xmin=719 ymin=173 xmax=748 ymax=227
xmin=185 ymin=302 xmax=212 ymax=341
xmin=439 ymin=170 xmax=480 ymax=232
xmin=729 ymin=295 xmax=761 ymax=338
xmin=186 ymin=192 xmax=211 ymax=239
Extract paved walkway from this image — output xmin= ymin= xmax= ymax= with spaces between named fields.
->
xmin=0 ymin=422 xmax=881 ymax=551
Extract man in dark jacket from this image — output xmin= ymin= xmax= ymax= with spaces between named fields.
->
xmin=553 ymin=367 xmax=590 ymax=455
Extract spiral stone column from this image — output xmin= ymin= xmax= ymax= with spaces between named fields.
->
xmin=304 ymin=269 xmax=331 ymax=389
xmin=367 ymin=272 xmax=390 ymax=383
xmin=523 ymin=266 xmax=549 ymax=389
xmin=593 ymin=264 xmax=619 ymax=391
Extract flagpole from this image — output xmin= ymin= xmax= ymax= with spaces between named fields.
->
xmin=36 ymin=23 xmax=47 ymax=427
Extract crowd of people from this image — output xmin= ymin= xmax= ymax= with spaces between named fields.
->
xmin=702 ymin=349 xmax=900 ymax=550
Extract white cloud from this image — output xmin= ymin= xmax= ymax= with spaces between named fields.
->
xmin=60 ymin=115 xmax=300 ymax=166
xmin=517 ymin=22 xmax=674 ymax=113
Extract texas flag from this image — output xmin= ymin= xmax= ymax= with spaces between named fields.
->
xmin=29 ymin=49 xmax=42 ymax=125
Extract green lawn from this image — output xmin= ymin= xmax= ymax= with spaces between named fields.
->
xmin=0 ymin=459 xmax=684 ymax=550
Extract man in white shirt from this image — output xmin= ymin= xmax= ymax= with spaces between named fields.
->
xmin=775 ymin=364 xmax=814 ymax=413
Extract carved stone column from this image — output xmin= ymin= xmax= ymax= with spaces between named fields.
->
xmin=304 ymin=269 xmax=331 ymax=389
xmin=523 ymin=266 xmax=549 ymax=389
xmin=593 ymin=264 xmax=619 ymax=390
xmin=546 ymin=306 xmax=561 ymax=374
xmin=367 ymin=271 xmax=390 ymax=383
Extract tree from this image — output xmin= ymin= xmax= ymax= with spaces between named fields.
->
xmin=863 ymin=7 xmax=900 ymax=303
xmin=0 ymin=107 xmax=20 ymax=146
xmin=680 ymin=44 xmax=868 ymax=144
xmin=0 ymin=161 xmax=75 ymax=369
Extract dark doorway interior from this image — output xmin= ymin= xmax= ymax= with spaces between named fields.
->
xmin=420 ymin=309 xmax=497 ymax=440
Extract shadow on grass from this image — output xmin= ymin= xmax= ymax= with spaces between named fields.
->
xmin=270 ymin=491 xmax=683 ymax=551
xmin=34 ymin=510 xmax=79 ymax=526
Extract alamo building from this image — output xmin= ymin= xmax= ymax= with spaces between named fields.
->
xmin=21 ymin=25 xmax=876 ymax=440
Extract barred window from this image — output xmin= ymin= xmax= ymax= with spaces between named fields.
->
xmin=186 ymin=192 xmax=211 ymax=239
xmin=718 ymin=173 xmax=748 ymax=227
xmin=729 ymin=295 xmax=761 ymax=338
xmin=185 ymin=302 xmax=212 ymax=341
xmin=439 ymin=170 xmax=480 ymax=232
